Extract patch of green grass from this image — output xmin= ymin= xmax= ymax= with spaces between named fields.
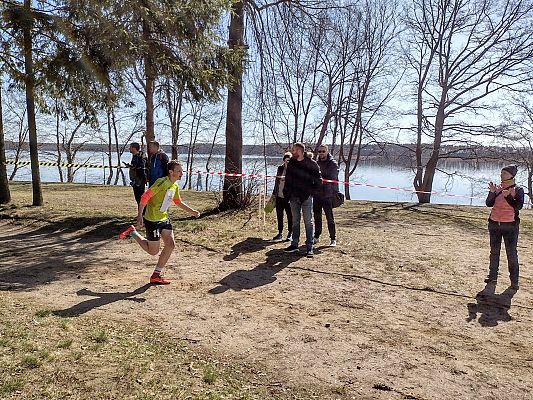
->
xmin=203 ymin=364 xmax=218 ymax=385
xmin=22 ymin=349 xmax=51 ymax=369
xmin=22 ymin=354 xmax=42 ymax=369
xmin=59 ymin=319 xmax=71 ymax=331
xmin=57 ymin=339 xmax=73 ymax=349
xmin=92 ymin=329 xmax=108 ymax=343
xmin=35 ymin=309 xmax=52 ymax=318
xmin=0 ymin=378 xmax=24 ymax=395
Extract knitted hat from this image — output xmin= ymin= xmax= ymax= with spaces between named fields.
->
xmin=502 ymin=165 xmax=518 ymax=178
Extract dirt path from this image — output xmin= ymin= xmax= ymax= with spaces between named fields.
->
xmin=2 ymin=212 xmax=533 ymax=400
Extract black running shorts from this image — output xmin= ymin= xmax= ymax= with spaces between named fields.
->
xmin=143 ymin=219 xmax=173 ymax=241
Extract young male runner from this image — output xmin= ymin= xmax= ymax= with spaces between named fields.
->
xmin=119 ymin=160 xmax=200 ymax=284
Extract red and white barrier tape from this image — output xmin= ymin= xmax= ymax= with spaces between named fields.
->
xmin=192 ymin=170 xmax=486 ymax=200
xmin=7 ymin=159 xmax=511 ymax=202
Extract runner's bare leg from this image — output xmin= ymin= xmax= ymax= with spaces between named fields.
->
xmin=156 ymin=229 xmax=175 ymax=269
xmin=132 ymin=233 xmax=160 ymax=256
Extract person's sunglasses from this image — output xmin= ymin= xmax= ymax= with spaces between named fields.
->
xmin=318 ymin=150 xmax=327 ymax=153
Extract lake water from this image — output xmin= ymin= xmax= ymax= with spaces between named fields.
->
xmin=5 ymin=150 xmax=523 ymax=207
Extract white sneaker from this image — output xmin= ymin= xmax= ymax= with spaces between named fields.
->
xmin=329 ymin=240 xmax=337 ymax=247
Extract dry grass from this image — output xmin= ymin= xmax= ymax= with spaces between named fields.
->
xmin=0 ymin=294 xmax=285 ymax=400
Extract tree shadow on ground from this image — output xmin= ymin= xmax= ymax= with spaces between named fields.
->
xmin=223 ymin=237 xmax=277 ymax=261
xmin=0 ymin=220 xmax=123 ymax=291
xmin=52 ymin=284 xmax=153 ymax=317
xmin=466 ymin=282 xmax=517 ymax=327
xmin=401 ymin=204 xmax=485 ymax=232
xmin=210 ymin=248 xmax=306 ymax=294
xmin=342 ymin=202 xmax=485 ymax=232
xmin=1 ymin=215 xmax=131 ymax=242
xmin=353 ymin=202 xmax=410 ymax=222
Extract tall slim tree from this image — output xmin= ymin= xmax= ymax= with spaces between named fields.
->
xmin=0 ymin=75 xmax=10 ymax=204
xmin=222 ymin=1 xmax=245 ymax=209
xmin=22 ymin=0 xmax=43 ymax=206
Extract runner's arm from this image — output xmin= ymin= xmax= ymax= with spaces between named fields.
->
xmin=174 ymin=197 xmax=200 ymax=218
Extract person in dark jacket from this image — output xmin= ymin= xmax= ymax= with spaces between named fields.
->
xmin=313 ymin=144 xmax=339 ymax=247
xmin=283 ymin=143 xmax=322 ymax=257
xmin=272 ymin=152 xmax=293 ymax=242
xmin=147 ymin=141 xmax=169 ymax=186
xmin=127 ymin=142 xmax=148 ymax=205
xmin=485 ymin=165 xmax=524 ymax=290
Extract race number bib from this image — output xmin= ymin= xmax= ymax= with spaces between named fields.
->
xmin=160 ymin=189 xmax=176 ymax=212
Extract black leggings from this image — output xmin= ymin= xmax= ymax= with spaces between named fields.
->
xmin=488 ymin=220 xmax=519 ymax=283
xmin=133 ymin=185 xmax=145 ymax=205
xmin=313 ymin=196 xmax=336 ymax=240
xmin=275 ymin=196 xmax=292 ymax=235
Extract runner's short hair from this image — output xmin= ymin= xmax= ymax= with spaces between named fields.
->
xmin=319 ymin=144 xmax=328 ymax=151
xmin=148 ymin=141 xmax=160 ymax=149
xmin=167 ymin=160 xmax=182 ymax=173
xmin=130 ymin=142 xmax=140 ymax=151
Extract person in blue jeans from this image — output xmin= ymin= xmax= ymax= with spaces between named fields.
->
xmin=147 ymin=141 xmax=169 ymax=186
xmin=282 ymin=143 xmax=322 ymax=257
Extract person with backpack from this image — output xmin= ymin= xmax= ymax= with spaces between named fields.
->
xmin=313 ymin=144 xmax=339 ymax=247
xmin=147 ymin=141 xmax=169 ymax=187
xmin=271 ymin=152 xmax=293 ymax=242
xmin=485 ymin=165 xmax=524 ymax=290
xmin=126 ymin=142 xmax=148 ymax=205
xmin=283 ymin=143 xmax=322 ymax=258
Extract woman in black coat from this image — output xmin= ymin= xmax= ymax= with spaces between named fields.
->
xmin=271 ymin=152 xmax=293 ymax=241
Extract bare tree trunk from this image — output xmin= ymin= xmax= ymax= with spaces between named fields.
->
xmin=343 ymin=163 xmax=350 ymax=200
xmin=221 ymin=0 xmax=244 ymax=210
xmin=416 ymin=94 xmax=446 ymax=203
xmin=9 ymin=108 xmax=28 ymax=181
xmin=111 ymin=110 xmax=126 ymax=186
xmin=143 ymin=18 xmax=155 ymax=143
xmin=55 ymin=105 xmax=64 ymax=183
xmin=23 ymin=0 xmax=43 ymax=206
xmin=66 ymin=151 xmax=74 ymax=183
xmin=9 ymin=140 xmax=24 ymax=181
xmin=165 ymin=80 xmax=184 ymax=160
xmin=0 ymin=76 xmax=10 ymax=204
xmin=527 ymin=166 xmax=533 ymax=207
xmin=106 ymin=109 xmax=114 ymax=185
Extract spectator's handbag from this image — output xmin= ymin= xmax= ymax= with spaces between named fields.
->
xmin=332 ymin=192 xmax=345 ymax=208
xmin=264 ymin=196 xmax=276 ymax=214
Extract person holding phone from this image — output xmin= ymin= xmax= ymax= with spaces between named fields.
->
xmin=485 ymin=165 xmax=524 ymax=289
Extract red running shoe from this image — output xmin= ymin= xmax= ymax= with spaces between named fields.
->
xmin=150 ymin=273 xmax=171 ymax=285
xmin=119 ymin=225 xmax=136 ymax=239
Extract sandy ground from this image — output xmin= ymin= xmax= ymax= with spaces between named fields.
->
xmin=1 ymin=202 xmax=533 ymax=400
